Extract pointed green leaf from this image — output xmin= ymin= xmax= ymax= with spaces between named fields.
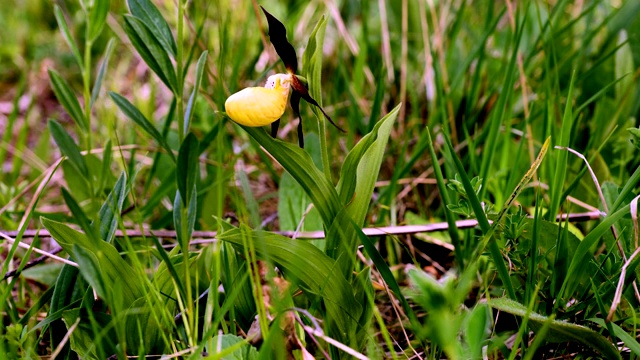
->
xmin=87 ymin=0 xmax=110 ymax=42
xmin=90 ymin=38 xmax=115 ymax=107
xmin=96 ymin=172 xmax=128 ymax=244
xmin=337 ymin=104 xmax=399 ymax=225
xmin=61 ymin=187 xmax=97 ymax=242
xmin=109 ymin=92 xmax=176 ymax=162
xmin=176 ymin=133 xmax=200 ymax=206
xmin=327 ymin=105 xmax=399 ymax=276
xmin=72 ymin=244 xmax=107 ymax=301
xmin=173 ymin=186 xmax=197 ymax=248
xmin=48 ymin=119 xmax=88 ymax=178
xmin=123 ymin=15 xmax=177 ymax=92
xmin=62 ymin=309 xmax=115 ymax=359
xmin=127 ymin=0 xmax=177 ymax=57
xmin=184 ymin=51 xmax=208 ymax=134
xmin=302 ymin=16 xmax=327 ymax=107
xmin=41 ymin=218 xmax=145 ymax=305
xmin=54 ymin=5 xmax=83 ymax=69
xmin=48 ymin=70 xmax=87 ymax=132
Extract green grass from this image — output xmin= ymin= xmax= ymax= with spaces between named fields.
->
xmin=1 ymin=0 xmax=640 ymax=358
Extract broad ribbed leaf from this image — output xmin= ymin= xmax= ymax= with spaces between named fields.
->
xmin=61 ymin=309 xmax=115 ymax=359
xmin=326 ymin=105 xmax=399 ymax=276
xmin=490 ymin=298 xmax=621 ymax=360
xmin=109 ymin=92 xmax=176 ymax=162
xmin=49 ymin=70 xmax=87 ymax=132
xmin=240 ymin=124 xmax=340 ymax=226
xmin=127 ymin=0 xmax=177 ymax=58
xmin=336 ymin=104 xmax=399 ymax=225
xmin=72 ymin=244 xmax=107 ymax=301
xmin=41 ymin=218 xmax=145 ymax=306
xmin=218 ymin=227 xmax=361 ymax=342
xmin=123 ymin=15 xmax=177 ymax=92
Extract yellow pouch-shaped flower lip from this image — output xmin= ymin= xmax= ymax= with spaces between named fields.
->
xmin=225 ymin=74 xmax=291 ymax=127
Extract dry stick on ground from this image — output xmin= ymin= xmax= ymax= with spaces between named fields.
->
xmin=2 ymin=211 xmax=602 ymax=241
xmin=2 ymin=211 xmax=601 ymax=280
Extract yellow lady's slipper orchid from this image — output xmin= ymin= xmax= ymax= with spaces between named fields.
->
xmin=225 ymin=73 xmax=292 ymax=127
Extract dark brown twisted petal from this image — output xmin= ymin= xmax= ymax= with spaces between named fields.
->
xmin=290 ymin=91 xmax=304 ymax=148
xmin=270 ymin=118 xmax=281 ymax=138
xmin=261 ymin=6 xmax=298 ymax=74
xmin=291 ymin=75 xmax=346 ymax=133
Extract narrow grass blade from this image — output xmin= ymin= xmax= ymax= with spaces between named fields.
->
xmin=426 ymin=127 xmax=463 ymax=267
xmin=559 ymin=206 xmax=630 ymax=302
xmin=478 ymin=9 xmax=526 ymax=201
xmin=441 ymin=132 xmax=515 ymax=299
xmin=351 ymin=218 xmax=418 ymax=327
xmin=548 ymin=70 xmax=576 ymax=221
xmin=589 ymin=318 xmax=640 ymax=356
xmin=150 ymin=234 xmax=186 ymax=302
xmin=612 ymin=164 xmax=640 ymax=212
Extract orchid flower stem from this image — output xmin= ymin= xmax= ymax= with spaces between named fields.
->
xmin=319 ymin=115 xmax=332 ymax=182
